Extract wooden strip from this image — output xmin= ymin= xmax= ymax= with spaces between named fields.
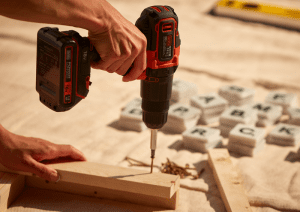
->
xmin=25 ymin=177 xmax=179 ymax=210
xmin=0 ymin=172 xmax=25 ymax=212
xmin=208 ymin=149 xmax=252 ymax=212
xmin=0 ymin=161 xmax=180 ymax=209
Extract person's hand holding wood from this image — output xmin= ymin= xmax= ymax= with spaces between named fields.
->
xmin=0 ymin=124 xmax=87 ymax=182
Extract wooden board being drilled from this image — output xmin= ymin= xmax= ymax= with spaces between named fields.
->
xmin=208 ymin=149 xmax=252 ymax=212
xmin=0 ymin=161 xmax=180 ymax=211
xmin=0 ymin=172 xmax=25 ymax=212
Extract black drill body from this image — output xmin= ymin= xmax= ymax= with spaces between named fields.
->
xmin=36 ymin=5 xmax=180 ymax=131
xmin=136 ymin=6 xmax=180 ymax=129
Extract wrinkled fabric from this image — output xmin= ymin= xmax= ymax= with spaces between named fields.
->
xmin=1 ymin=0 xmax=300 ymax=211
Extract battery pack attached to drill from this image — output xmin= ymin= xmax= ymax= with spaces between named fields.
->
xmin=36 ymin=28 xmax=100 ymax=112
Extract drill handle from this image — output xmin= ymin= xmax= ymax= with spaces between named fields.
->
xmin=89 ymin=43 xmax=145 ymax=78
xmin=90 ymin=45 xmax=101 ymax=63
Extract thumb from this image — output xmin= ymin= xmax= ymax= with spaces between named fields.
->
xmin=25 ymin=157 xmax=59 ymax=182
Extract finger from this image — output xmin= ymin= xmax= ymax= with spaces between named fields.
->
xmin=91 ymin=58 xmax=115 ymax=72
xmin=54 ymin=144 xmax=87 ymax=161
xmin=107 ymin=41 xmax=132 ymax=74
xmin=115 ymin=57 xmax=135 ymax=76
xmin=122 ymin=48 xmax=146 ymax=82
xmin=40 ymin=156 xmax=80 ymax=165
xmin=25 ymin=157 xmax=59 ymax=182
xmin=91 ymin=42 xmax=122 ymax=72
xmin=106 ymin=58 xmax=128 ymax=75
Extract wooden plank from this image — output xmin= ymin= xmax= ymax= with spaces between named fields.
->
xmin=0 ymin=162 xmax=180 ymax=210
xmin=6 ymin=186 xmax=178 ymax=212
xmin=25 ymin=178 xmax=179 ymax=210
xmin=0 ymin=172 xmax=25 ymax=212
xmin=208 ymin=149 xmax=252 ymax=212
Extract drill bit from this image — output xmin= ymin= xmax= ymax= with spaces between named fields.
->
xmin=150 ymin=129 xmax=157 ymax=173
xmin=150 ymin=157 xmax=154 ymax=173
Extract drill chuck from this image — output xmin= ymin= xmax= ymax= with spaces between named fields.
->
xmin=143 ymin=111 xmax=168 ymax=129
xmin=141 ymin=74 xmax=174 ymax=129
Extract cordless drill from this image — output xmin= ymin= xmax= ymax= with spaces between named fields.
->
xmin=36 ymin=6 xmax=180 ymax=172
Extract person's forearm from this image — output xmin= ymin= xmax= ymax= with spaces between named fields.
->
xmin=0 ymin=0 xmax=114 ymax=32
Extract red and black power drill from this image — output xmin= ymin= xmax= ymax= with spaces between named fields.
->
xmin=36 ymin=5 xmax=180 ymax=172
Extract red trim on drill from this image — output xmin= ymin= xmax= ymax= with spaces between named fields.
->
xmin=161 ymin=6 xmax=169 ymax=11
xmin=64 ymin=46 xmax=73 ymax=104
xmin=148 ymin=18 xmax=179 ymax=70
xmin=85 ymin=76 xmax=90 ymax=90
xmin=151 ymin=6 xmax=161 ymax=12
xmin=162 ymin=23 xmax=173 ymax=32
xmin=137 ymin=72 xmax=147 ymax=80
xmin=136 ymin=17 xmax=180 ymax=81
xmin=62 ymin=32 xmax=86 ymax=99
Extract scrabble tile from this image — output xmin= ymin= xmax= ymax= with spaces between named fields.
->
xmin=161 ymin=103 xmax=201 ymax=133
xmin=268 ymin=123 xmax=300 ymax=140
xmin=201 ymin=112 xmax=222 ymax=120
xmin=119 ymin=104 xmax=147 ymax=132
xmin=267 ymin=136 xmax=296 ymax=146
xmin=224 ymin=96 xmax=254 ymax=107
xmin=219 ymin=85 xmax=255 ymax=105
xmin=168 ymin=103 xmax=201 ymax=121
xmin=219 ymin=106 xmax=257 ymax=127
xmin=125 ymin=97 xmax=142 ymax=109
xmin=256 ymin=119 xmax=277 ymax=127
xmin=120 ymin=105 xmax=143 ymax=122
xmin=289 ymin=119 xmax=300 ymax=126
xmin=198 ymin=110 xmax=223 ymax=124
xmin=228 ymin=139 xmax=265 ymax=157
xmin=219 ymin=125 xmax=233 ymax=137
xmin=183 ymin=137 xmax=222 ymax=153
xmin=288 ymin=107 xmax=300 ymax=121
xmin=252 ymin=102 xmax=282 ymax=127
xmin=182 ymin=126 xmax=221 ymax=143
xmin=171 ymin=78 xmax=198 ymax=104
xmin=265 ymin=91 xmax=298 ymax=114
xmin=229 ymin=124 xmax=265 ymax=147
xmin=162 ymin=120 xmax=197 ymax=134
xmin=190 ymin=92 xmax=228 ymax=113
xmin=267 ymin=123 xmax=300 ymax=146
xmin=230 ymin=100 xmax=254 ymax=107
xmin=252 ymin=102 xmax=282 ymax=120
xmin=198 ymin=116 xmax=220 ymax=125
xmin=265 ymin=91 xmax=298 ymax=106
xmin=118 ymin=120 xmax=147 ymax=132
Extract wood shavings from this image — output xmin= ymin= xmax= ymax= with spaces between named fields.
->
xmin=124 ymin=157 xmax=205 ymax=179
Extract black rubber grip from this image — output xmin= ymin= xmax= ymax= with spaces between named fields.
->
xmin=91 ymin=47 xmax=132 ymax=77
xmin=91 ymin=47 xmax=101 ymax=63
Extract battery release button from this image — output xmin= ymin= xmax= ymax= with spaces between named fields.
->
xmin=65 ymin=95 xmax=71 ymax=102
xmin=86 ymin=76 xmax=92 ymax=90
